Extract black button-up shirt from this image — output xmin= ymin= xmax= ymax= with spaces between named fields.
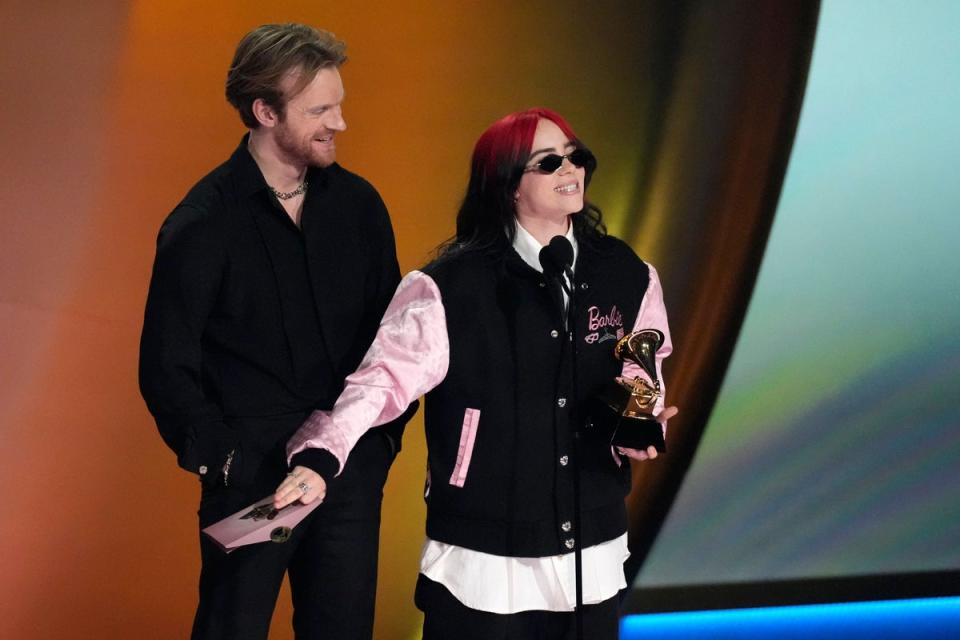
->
xmin=251 ymin=170 xmax=335 ymax=404
xmin=140 ymin=137 xmax=405 ymax=484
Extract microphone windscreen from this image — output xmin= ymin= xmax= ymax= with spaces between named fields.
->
xmin=539 ymin=235 xmax=574 ymax=277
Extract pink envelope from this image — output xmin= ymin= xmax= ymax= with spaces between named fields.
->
xmin=202 ymin=496 xmax=321 ymax=553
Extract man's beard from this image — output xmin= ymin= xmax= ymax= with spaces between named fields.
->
xmin=275 ymin=122 xmax=336 ymax=169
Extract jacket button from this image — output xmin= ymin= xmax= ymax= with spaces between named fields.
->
xmin=565 ymin=538 xmax=575 ymax=549
xmin=557 ymin=397 xmax=567 ymax=408
xmin=198 ymin=465 xmax=208 ymax=475
xmin=559 ymin=455 xmax=569 ymax=466
xmin=561 ymin=521 xmax=572 ymax=532
xmin=539 ymin=282 xmax=546 ymax=288
xmin=580 ymin=282 xmax=589 ymax=290
xmin=550 ymin=329 xmax=559 ymax=338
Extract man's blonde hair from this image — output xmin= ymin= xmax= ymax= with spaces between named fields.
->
xmin=225 ymin=23 xmax=347 ymax=128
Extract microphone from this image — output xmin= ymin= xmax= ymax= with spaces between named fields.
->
xmin=539 ymin=236 xmax=574 ymax=293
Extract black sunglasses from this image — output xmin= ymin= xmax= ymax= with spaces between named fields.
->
xmin=524 ymin=148 xmax=593 ymax=174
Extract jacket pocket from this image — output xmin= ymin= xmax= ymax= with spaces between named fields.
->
xmin=449 ymin=408 xmax=480 ymax=487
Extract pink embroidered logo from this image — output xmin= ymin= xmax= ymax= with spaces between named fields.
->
xmin=584 ymin=305 xmax=624 ymax=344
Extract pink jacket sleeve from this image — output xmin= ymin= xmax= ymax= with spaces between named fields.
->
xmin=621 ymin=264 xmax=673 ymax=421
xmin=286 ymin=270 xmax=449 ymax=475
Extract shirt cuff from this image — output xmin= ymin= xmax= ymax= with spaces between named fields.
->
xmin=291 ymin=448 xmax=341 ymax=483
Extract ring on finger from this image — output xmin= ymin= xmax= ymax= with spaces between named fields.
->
xmin=297 ymin=481 xmax=310 ymax=494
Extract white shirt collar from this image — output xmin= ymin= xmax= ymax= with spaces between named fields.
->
xmin=512 ymin=218 xmax=579 ymax=274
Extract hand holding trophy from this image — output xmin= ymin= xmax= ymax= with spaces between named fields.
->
xmin=595 ymin=328 xmax=667 ymax=452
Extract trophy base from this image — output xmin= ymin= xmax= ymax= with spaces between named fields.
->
xmin=589 ymin=381 xmax=666 ymax=452
xmin=610 ymin=415 xmax=665 ymax=452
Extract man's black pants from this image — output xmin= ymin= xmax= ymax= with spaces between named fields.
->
xmin=191 ymin=430 xmax=394 ymax=640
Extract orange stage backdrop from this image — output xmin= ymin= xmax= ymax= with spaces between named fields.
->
xmin=0 ymin=3 xmax=669 ymax=638
xmin=1 ymin=2 xmax=814 ymax=638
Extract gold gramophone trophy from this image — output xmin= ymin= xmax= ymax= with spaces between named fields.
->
xmin=596 ymin=329 xmax=666 ymax=451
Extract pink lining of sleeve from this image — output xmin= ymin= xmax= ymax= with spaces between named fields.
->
xmin=286 ymin=270 xmax=449 ymax=475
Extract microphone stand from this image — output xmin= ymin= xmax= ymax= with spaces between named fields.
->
xmin=540 ymin=237 xmax=584 ymax=640
xmin=563 ymin=264 xmax=584 ymax=640
xmin=552 ymin=265 xmax=584 ymax=640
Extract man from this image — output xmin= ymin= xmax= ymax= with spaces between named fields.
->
xmin=139 ymin=23 xmax=413 ymax=640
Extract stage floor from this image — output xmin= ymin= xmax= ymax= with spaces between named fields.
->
xmin=621 ymin=596 xmax=960 ymax=639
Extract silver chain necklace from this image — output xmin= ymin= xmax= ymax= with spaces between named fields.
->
xmin=270 ymin=180 xmax=308 ymax=200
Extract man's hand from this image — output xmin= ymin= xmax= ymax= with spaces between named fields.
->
xmin=616 ymin=405 xmax=678 ymax=461
xmin=274 ymin=466 xmax=327 ymax=509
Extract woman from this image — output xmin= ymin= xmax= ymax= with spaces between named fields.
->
xmin=275 ymin=108 xmax=675 ymax=639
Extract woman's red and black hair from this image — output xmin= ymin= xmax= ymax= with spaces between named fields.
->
xmin=438 ymin=107 xmax=604 ymax=260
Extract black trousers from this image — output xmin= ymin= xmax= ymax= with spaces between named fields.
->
xmin=415 ymin=574 xmax=621 ymax=640
xmin=191 ymin=430 xmax=394 ymax=640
